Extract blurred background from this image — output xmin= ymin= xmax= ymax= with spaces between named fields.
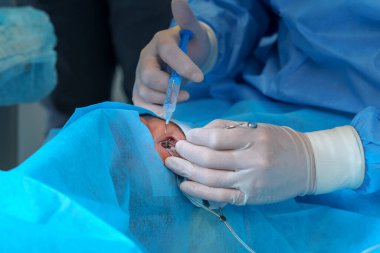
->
xmin=0 ymin=0 xmax=171 ymax=170
xmin=0 ymin=68 xmax=127 ymax=170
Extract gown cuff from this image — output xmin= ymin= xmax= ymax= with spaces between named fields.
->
xmin=305 ymin=126 xmax=365 ymax=194
xmin=199 ymin=21 xmax=218 ymax=74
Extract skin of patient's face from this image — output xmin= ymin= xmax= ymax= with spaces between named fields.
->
xmin=140 ymin=115 xmax=186 ymax=161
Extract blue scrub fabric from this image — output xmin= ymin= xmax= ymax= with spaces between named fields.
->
xmin=0 ymin=7 xmax=56 ymax=105
xmin=1 ymin=101 xmax=379 ymax=253
xmin=187 ymin=0 xmax=380 ymax=194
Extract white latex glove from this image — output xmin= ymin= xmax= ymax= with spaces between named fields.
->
xmin=165 ymin=120 xmax=365 ymax=205
xmin=133 ymin=0 xmax=214 ymax=116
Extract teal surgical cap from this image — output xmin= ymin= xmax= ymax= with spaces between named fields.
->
xmin=0 ymin=7 xmax=56 ymax=105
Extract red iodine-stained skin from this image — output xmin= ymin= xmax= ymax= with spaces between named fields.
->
xmin=140 ymin=115 xmax=186 ymax=161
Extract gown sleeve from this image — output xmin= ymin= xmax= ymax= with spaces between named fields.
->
xmin=351 ymin=106 xmax=380 ymax=193
xmin=188 ymin=0 xmax=273 ymax=80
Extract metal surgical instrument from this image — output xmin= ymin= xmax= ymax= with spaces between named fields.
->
xmin=223 ymin=122 xmax=258 ymax=129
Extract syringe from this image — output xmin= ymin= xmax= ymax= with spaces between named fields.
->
xmin=164 ymin=29 xmax=193 ymax=126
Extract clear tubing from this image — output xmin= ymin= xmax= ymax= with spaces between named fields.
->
xmin=181 ymin=189 xmax=256 ymax=253
xmin=169 ymin=143 xmax=256 ymax=252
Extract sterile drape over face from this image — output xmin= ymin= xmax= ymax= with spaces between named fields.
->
xmin=1 ymin=102 xmax=379 ymax=252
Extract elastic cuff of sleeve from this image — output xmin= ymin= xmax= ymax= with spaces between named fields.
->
xmin=199 ymin=21 xmax=218 ymax=74
xmin=305 ymin=126 xmax=365 ymax=194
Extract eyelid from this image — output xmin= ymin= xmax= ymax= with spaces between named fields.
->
xmin=170 ymin=122 xmax=186 ymax=137
xmin=159 ymin=139 xmax=178 ymax=157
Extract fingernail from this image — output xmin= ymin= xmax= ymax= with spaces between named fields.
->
xmin=165 ymin=157 xmax=177 ymax=169
xmin=174 ymin=140 xmax=186 ymax=153
xmin=191 ymin=72 xmax=203 ymax=82
xmin=178 ymin=91 xmax=190 ymax=102
xmin=183 ymin=92 xmax=190 ymax=100
xmin=165 ymin=157 xmax=184 ymax=174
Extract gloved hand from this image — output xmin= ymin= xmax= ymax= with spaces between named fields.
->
xmin=165 ymin=120 xmax=365 ymax=205
xmin=133 ymin=0 xmax=213 ymax=116
xmin=166 ymin=120 xmax=316 ymax=205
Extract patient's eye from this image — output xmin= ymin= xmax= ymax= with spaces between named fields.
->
xmin=160 ymin=137 xmax=176 ymax=149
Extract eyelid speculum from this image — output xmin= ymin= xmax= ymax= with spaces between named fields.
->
xmin=160 ymin=137 xmax=176 ymax=149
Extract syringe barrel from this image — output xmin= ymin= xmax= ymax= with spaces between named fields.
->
xmin=162 ymin=29 xmax=193 ymax=122
xmin=164 ymin=75 xmax=181 ymax=113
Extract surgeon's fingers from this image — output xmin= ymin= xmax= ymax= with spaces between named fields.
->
xmin=155 ymin=35 xmax=203 ymax=82
xmin=186 ymin=126 xmax=257 ymax=150
xmin=203 ymin=119 xmax=239 ymax=129
xmin=135 ymin=54 xmax=190 ymax=106
xmin=138 ymin=54 xmax=170 ymax=92
xmin=165 ymin=157 xmax=236 ymax=188
xmin=171 ymin=1 xmax=210 ymax=73
xmin=136 ymin=82 xmax=166 ymax=104
xmin=138 ymin=52 xmax=191 ymax=103
xmin=180 ymin=180 xmax=245 ymax=205
xmin=172 ymin=0 xmax=204 ymax=38
xmin=132 ymin=89 xmax=165 ymax=117
xmin=136 ymin=79 xmax=189 ymax=105
xmin=175 ymin=140 xmax=244 ymax=170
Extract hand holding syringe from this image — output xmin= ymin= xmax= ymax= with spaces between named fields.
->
xmin=132 ymin=0 xmax=210 ymax=117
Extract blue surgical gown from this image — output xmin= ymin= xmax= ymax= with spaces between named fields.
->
xmin=186 ymin=0 xmax=380 ymax=194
